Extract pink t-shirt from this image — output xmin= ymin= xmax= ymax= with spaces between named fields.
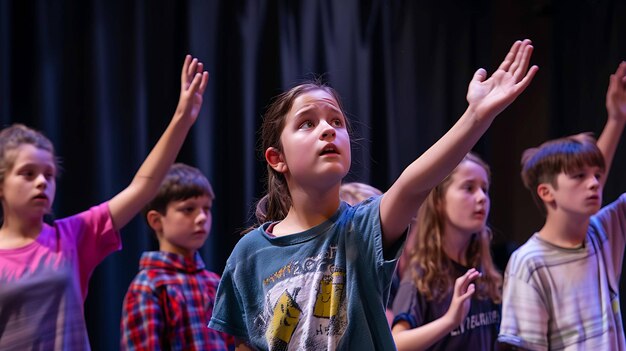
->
xmin=0 ymin=202 xmax=121 ymax=350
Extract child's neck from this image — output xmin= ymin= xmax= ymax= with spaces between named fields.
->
xmin=0 ymin=214 xmax=44 ymax=249
xmin=272 ymin=184 xmax=341 ymax=237
xmin=159 ymin=245 xmax=196 ymax=259
xmin=538 ymin=210 xmax=590 ymax=248
xmin=442 ymin=229 xmax=472 ymax=266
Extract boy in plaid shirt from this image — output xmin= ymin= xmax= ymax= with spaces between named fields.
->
xmin=121 ymin=163 xmax=234 ymax=351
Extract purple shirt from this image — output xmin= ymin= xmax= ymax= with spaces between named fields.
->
xmin=393 ymin=260 xmax=501 ymax=351
xmin=0 ymin=203 xmax=121 ymax=351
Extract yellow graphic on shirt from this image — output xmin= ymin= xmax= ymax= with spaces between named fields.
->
xmin=266 ymin=290 xmax=302 ymax=343
xmin=313 ymin=271 xmax=345 ymax=318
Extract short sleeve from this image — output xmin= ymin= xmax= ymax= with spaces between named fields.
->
xmin=348 ymin=196 xmax=405 ymax=283
xmin=391 ymin=279 xmax=422 ymax=329
xmin=498 ymin=269 xmax=549 ymax=351
xmin=208 ymin=261 xmax=248 ymax=340
xmin=55 ymin=202 xmax=121 ymax=298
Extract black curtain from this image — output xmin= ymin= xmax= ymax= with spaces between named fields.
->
xmin=1 ymin=1 xmax=625 ymax=350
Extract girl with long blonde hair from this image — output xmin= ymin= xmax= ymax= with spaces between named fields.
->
xmin=392 ymin=153 xmax=502 ymax=351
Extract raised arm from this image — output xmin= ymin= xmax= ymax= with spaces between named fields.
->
xmin=108 ymin=55 xmax=209 ymax=230
xmin=392 ymin=269 xmax=480 ymax=351
xmin=380 ymin=40 xmax=538 ymax=248
xmin=597 ymin=61 xmax=626 ymax=186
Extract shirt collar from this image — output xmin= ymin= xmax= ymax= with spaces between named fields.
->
xmin=139 ymin=251 xmax=206 ymax=273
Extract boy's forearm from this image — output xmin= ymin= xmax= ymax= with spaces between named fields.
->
xmin=597 ymin=117 xmax=625 ymax=186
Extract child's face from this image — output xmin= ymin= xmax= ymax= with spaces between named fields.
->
xmin=443 ymin=160 xmax=490 ymax=237
xmin=0 ymin=144 xmax=56 ymax=220
xmin=277 ymin=89 xmax=351 ymax=188
xmin=548 ymin=165 xmax=603 ymax=217
xmin=157 ymin=195 xmax=212 ymax=257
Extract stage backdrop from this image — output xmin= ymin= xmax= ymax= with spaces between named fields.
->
xmin=1 ymin=0 xmax=625 ymax=349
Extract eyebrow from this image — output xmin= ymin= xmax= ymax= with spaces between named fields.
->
xmin=294 ymin=101 xmax=342 ymax=116
xmin=15 ymin=162 xmax=55 ymax=170
xmin=460 ymin=178 xmax=489 ymax=185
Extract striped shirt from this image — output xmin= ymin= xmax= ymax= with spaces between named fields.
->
xmin=499 ymin=193 xmax=626 ymax=350
xmin=121 ymin=251 xmax=234 ymax=351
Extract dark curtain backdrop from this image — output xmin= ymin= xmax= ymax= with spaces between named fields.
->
xmin=1 ymin=0 xmax=625 ymax=349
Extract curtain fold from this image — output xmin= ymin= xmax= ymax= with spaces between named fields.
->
xmin=1 ymin=1 xmax=624 ymax=349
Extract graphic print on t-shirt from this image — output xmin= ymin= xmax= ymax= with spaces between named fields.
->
xmin=255 ymin=245 xmax=348 ymax=350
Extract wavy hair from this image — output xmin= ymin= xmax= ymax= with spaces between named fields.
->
xmin=0 ymin=124 xmax=57 ymax=186
xmin=407 ymin=153 xmax=502 ymax=303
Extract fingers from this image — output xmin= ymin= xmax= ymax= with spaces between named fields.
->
xmin=181 ymin=55 xmax=192 ymax=84
xmin=472 ymin=68 xmax=488 ymax=83
xmin=497 ymin=40 xmax=522 ymax=72
xmin=199 ymin=71 xmax=209 ymax=94
xmin=512 ymin=40 xmax=534 ymax=81
xmin=460 ymin=283 xmax=476 ymax=300
xmin=454 ymin=268 xmax=480 ymax=296
xmin=181 ymin=54 xmax=209 ymax=92
xmin=497 ymin=39 xmax=534 ymax=83
xmin=608 ymin=62 xmax=626 ymax=92
xmin=188 ymin=72 xmax=203 ymax=93
xmin=187 ymin=57 xmax=199 ymax=77
xmin=187 ymin=71 xmax=210 ymax=94
xmin=615 ymin=61 xmax=626 ymax=88
xmin=514 ymin=65 xmax=539 ymax=93
xmin=615 ymin=61 xmax=626 ymax=77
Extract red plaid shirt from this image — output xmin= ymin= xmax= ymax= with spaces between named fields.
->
xmin=121 ymin=251 xmax=234 ymax=350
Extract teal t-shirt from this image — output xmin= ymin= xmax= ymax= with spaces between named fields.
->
xmin=209 ymin=196 xmax=404 ymax=350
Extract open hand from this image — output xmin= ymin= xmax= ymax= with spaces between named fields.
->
xmin=606 ymin=61 xmax=626 ymax=121
xmin=176 ymin=55 xmax=209 ymax=121
xmin=445 ymin=268 xmax=480 ymax=326
xmin=466 ymin=39 xmax=539 ymax=122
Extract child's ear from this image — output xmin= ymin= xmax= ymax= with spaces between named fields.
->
xmin=265 ymin=147 xmax=288 ymax=173
xmin=146 ymin=210 xmax=163 ymax=232
xmin=537 ymin=183 xmax=554 ymax=203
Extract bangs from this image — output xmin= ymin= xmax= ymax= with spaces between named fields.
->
xmin=560 ymin=143 xmax=605 ymax=174
xmin=163 ymin=184 xmax=212 ymax=203
xmin=527 ymin=134 xmax=606 ymax=185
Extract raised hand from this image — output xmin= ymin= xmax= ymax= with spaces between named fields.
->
xmin=176 ymin=55 xmax=209 ymax=121
xmin=466 ymin=39 xmax=539 ymax=122
xmin=606 ymin=61 xmax=626 ymax=121
xmin=107 ymin=54 xmax=209 ymax=230
xmin=445 ymin=268 xmax=480 ymax=326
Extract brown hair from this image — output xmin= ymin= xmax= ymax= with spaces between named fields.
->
xmin=247 ymin=81 xmax=349 ymax=233
xmin=521 ymin=133 xmax=605 ymax=213
xmin=142 ymin=163 xmax=214 ymax=217
xmin=407 ymin=153 xmax=502 ymax=303
xmin=0 ymin=124 xmax=57 ymax=186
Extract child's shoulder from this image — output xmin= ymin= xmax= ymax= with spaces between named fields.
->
xmin=229 ymin=226 xmax=271 ymax=257
xmin=507 ymin=234 xmax=557 ymax=272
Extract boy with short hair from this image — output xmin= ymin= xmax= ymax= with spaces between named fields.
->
xmin=498 ymin=62 xmax=626 ymax=350
xmin=121 ymin=163 xmax=233 ymax=351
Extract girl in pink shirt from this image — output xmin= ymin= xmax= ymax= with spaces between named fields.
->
xmin=0 ymin=55 xmax=208 ymax=351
